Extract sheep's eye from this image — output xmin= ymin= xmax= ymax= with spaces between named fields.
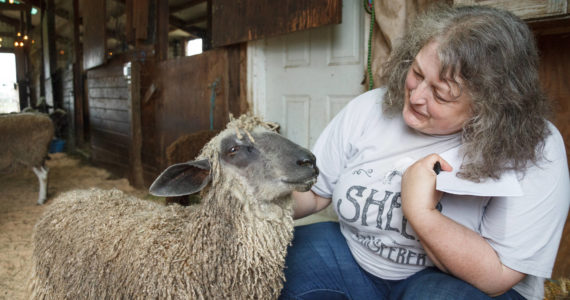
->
xmin=228 ymin=146 xmax=240 ymax=154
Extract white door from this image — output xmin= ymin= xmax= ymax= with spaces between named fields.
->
xmin=248 ymin=0 xmax=366 ymax=150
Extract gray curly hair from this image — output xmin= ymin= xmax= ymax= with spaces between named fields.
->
xmin=381 ymin=3 xmax=552 ymax=181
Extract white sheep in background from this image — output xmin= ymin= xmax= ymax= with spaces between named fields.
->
xmin=0 ymin=113 xmax=54 ymax=204
xmin=30 ymin=114 xmax=319 ymax=299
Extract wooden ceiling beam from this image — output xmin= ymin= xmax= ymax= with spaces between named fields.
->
xmin=19 ymin=0 xmax=71 ymax=21
xmin=186 ymin=15 xmax=207 ymax=25
xmin=169 ymin=15 xmax=186 ymax=29
xmin=183 ymin=26 xmax=206 ymax=38
xmin=54 ymin=8 xmax=70 ymax=21
xmin=0 ymin=3 xmax=30 ymax=10
xmin=0 ymin=13 xmax=20 ymax=27
xmin=19 ymin=0 xmax=40 ymax=8
xmin=0 ymin=30 xmax=16 ymax=36
xmin=170 ymin=0 xmax=205 ymax=14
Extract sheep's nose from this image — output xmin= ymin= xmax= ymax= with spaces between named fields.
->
xmin=296 ymin=153 xmax=316 ymax=168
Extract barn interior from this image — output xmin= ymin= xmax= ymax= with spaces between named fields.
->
xmin=0 ymin=0 xmax=569 ymax=298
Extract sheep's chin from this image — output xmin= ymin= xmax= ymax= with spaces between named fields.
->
xmin=283 ymin=177 xmax=317 ymax=192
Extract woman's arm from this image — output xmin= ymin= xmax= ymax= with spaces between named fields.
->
xmin=401 ymin=154 xmax=525 ymax=296
xmin=292 ymin=190 xmax=332 ymax=219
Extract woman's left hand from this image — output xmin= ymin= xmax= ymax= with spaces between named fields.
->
xmin=401 ymin=154 xmax=452 ymax=219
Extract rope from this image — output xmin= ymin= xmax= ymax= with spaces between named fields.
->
xmin=208 ymin=78 xmax=220 ymax=130
xmin=367 ymin=0 xmax=375 ymax=90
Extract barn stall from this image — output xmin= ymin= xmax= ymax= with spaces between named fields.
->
xmin=0 ymin=0 xmax=568 ymax=299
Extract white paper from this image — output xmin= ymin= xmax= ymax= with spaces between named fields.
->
xmin=436 ymin=147 xmax=523 ymax=197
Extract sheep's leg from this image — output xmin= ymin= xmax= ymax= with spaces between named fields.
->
xmin=32 ymin=166 xmax=49 ymax=205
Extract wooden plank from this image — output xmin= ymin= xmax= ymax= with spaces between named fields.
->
xmin=156 ymin=0 xmax=169 ymax=61
xmin=151 ymin=48 xmax=230 ymax=169
xmin=89 ymin=98 xmax=129 ymax=110
xmin=91 ymin=128 xmax=131 ymax=147
xmin=88 ymin=86 xmax=129 ymax=99
xmin=89 ymin=115 xmax=128 ymax=132
xmin=89 ymin=107 xmax=130 ymax=123
xmin=82 ymin=0 xmax=106 ymax=69
xmin=128 ymin=60 xmax=145 ymax=188
xmin=133 ymin=0 xmax=149 ymax=40
xmin=170 ymin=0 xmax=205 ymax=13
xmin=42 ymin=0 xmax=58 ymax=107
xmin=87 ymin=78 xmax=127 ymax=89
xmin=140 ymin=60 xmax=159 ymax=184
xmin=89 ymin=117 xmax=130 ymax=133
xmin=226 ymin=43 xmax=249 ymax=115
xmin=536 ymin=33 xmax=570 ymax=279
xmin=0 ymin=3 xmax=29 ymax=10
xmin=453 ymin=0 xmax=568 ymax=20
xmin=87 ymin=67 xmax=126 ymax=79
xmin=211 ymin=0 xmax=342 ymax=47
xmin=91 ymin=144 xmax=130 ymax=176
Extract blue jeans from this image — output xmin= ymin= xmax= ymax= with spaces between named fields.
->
xmin=279 ymin=222 xmax=525 ymax=300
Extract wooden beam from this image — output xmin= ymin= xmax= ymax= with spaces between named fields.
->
xmin=21 ymin=0 xmax=71 ymax=21
xmin=169 ymin=15 xmax=186 ymax=29
xmin=128 ymin=60 xmax=145 ymax=188
xmin=169 ymin=0 xmax=205 ymax=13
xmin=184 ymin=26 xmax=206 ymax=38
xmin=0 ymin=3 xmax=30 ymax=10
xmin=156 ymin=0 xmax=169 ymax=60
xmin=54 ymin=8 xmax=70 ymax=20
xmin=19 ymin=0 xmax=40 ymax=8
xmin=204 ymin=0 xmax=211 ymax=50
xmin=0 ymin=14 xmax=20 ymax=27
xmin=170 ymin=14 xmax=207 ymax=37
xmin=212 ymin=0 xmax=342 ymax=47
xmin=133 ymin=0 xmax=149 ymax=40
xmin=0 ymin=30 xmax=16 ymax=36
xmin=72 ymin=0 xmax=85 ymax=145
xmin=186 ymin=14 xmax=207 ymax=25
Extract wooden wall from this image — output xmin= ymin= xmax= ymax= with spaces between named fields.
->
xmin=211 ymin=0 xmax=342 ymax=47
xmin=537 ymin=32 xmax=570 ymax=279
xmin=86 ymin=58 xmax=131 ymax=176
xmin=140 ymin=44 xmax=247 ymax=185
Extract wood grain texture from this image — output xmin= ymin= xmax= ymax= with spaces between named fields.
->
xmin=212 ymin=0 xmax=342 ymax=47
xmin=537 ymin=32 xmax=570 ymax=279
xmin=86 ymin=59 xmax=130 ymax=176
xmin=82 ymin=0 xmax=106 ymax=70
xmin=454 ymin=0 xmax=568 ymax=20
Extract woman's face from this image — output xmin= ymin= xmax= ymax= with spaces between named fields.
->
xmin=403 ymin=41 xmax=473 ymax=135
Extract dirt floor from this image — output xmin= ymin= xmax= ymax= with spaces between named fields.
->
xmin=0 ymin=153 xmax=150 ymax=300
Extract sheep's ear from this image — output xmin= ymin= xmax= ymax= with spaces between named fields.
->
xmin=149 ymin=159 xmax=211 ymax=197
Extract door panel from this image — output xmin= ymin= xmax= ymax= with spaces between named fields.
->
xmin=255 ymin=0 xmax=366 ymax=149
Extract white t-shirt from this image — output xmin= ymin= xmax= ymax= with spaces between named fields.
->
xmin=311 ymin=88 xmax=570 ymax=300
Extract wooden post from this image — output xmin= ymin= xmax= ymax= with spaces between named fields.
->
xmin=127 ymin=61 xmax=145 ymax=188
xmin=156 ymin=0 xmax=169 ymax=61
xmin=72 ymin=0 xmax=85 ymax=145
xmin=43 ymin=0 xmax=58 ymax=108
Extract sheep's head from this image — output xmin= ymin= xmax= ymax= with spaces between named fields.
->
xmin=149 ymin=114 xmax=319 ymax=203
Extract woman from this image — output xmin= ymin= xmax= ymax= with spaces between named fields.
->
xmin=280 ymin=4 xmax=569 ymax=300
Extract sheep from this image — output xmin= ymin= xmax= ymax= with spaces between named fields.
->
xmin=0 ymin=113 xmax=54 ymax=204
xmin=30 ymin=114 xmax=319 ymax=299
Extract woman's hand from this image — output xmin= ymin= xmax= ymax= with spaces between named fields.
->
xmin=401 ymin=154 xmax=452 ymax=219
xmin=400 ymin=154 xmax=525 ymax=296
